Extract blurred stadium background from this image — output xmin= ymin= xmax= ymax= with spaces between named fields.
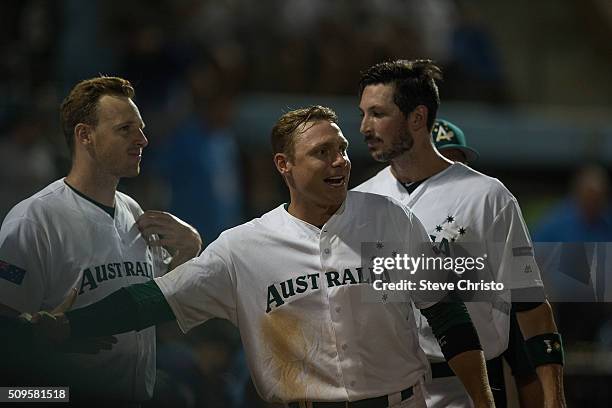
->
xmin=1 ymin=0 xmax=611 ymax=406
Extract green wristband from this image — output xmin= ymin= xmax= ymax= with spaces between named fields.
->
xmin=525 ymin=332 xmax=564 ymax=367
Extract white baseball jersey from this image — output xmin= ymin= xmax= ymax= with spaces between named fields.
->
xmin=0 ymin=179 xmax=166 ymax=401
xmin=354 ymin=163 xmax=543 ymax=361
xmin=156 ymin=191 xmax=441 ymax=404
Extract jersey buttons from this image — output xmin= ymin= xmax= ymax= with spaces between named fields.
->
xmin=323 ymin=248 xmax=331 ymax=255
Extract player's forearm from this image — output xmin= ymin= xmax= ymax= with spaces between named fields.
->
xmin=536 ymin=364 xmax=566 ymax=408
xmin=515 ymin=374 xmax=544 ymax=408
xmin=420 ymin=297 xmax=493 ymax=406
xmin=447 ymin=350 xmax=495 ymax=408
xmin=516 ymin=301 xmax=557 ymax=338
xmin=66 ymin=280 xmax=175 ymax=338
xmin=516 ymin=301 xmax=566 ymax=407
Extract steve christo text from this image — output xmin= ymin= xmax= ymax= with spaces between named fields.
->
xmin=371 ymin=253 xmax=505 ymax=292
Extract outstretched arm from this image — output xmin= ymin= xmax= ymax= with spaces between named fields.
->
xmin=2 ymin=290 xmax=117 ymax=354
xmin=32 ymin=281 xmax=175 ymax=342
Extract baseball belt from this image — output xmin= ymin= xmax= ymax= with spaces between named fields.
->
xmin=286 ymin=386 xmax=413 ymax=408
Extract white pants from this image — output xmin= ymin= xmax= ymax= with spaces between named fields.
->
xmin=390 ymin=381 xmax=426 ymax=408
xmin=284 ymin=382 xmax=427 ymax=408
xmin=423 ymin=376 xmax=473 ymax=408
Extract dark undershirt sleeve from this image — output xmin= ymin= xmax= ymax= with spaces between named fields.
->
xmin=420 ymin=295 xmax=482 ymax=361
xmin=66 ymin=280 xmax=175 ymax=338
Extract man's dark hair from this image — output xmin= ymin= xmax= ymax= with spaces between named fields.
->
xmin=359 ymin=59 xmax=442 ymax=130
xmin=271 ymin=105 xmax=338 ymax=159
xmin=60 ymin=76 xmax=135 ymax=157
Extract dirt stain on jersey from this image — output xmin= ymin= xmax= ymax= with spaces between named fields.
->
xmin=261 ymin=308 xmax=316 ymax=399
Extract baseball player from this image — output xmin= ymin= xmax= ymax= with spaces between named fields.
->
xmin=31 ymin=106 xmax=497 ymax=408
xmin=432 ymin=119 xmax=544 ymax=408
xmin=353 ymin=59 xmax=566 ymax=408
xmin=0 ymin=76 xmax=202 ymax=404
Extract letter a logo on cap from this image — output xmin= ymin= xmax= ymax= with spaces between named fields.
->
xmin=434 ymin=123 xmax=455 ymax=142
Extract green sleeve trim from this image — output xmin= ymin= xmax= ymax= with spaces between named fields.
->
xmin=67 ymin=280 xmax=174 ymax=338
xmin=126 ymin=280 xmax=175 ymax=330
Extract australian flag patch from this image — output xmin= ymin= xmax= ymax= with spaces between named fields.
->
xmin=0 ymin=260 xmax=26 ymax=285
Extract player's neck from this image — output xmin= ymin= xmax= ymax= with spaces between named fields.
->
xmin=287 ymin=198 xmax=341 ymax=228
xmin=390 ymin=144 xmax=452 ymax=183
xmin=66 ymin=165 xmax=119 ymax=208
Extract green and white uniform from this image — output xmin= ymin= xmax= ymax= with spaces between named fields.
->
xmin=0 ymin=179 xmax=166 ymax=401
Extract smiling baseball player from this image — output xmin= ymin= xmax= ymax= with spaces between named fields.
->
xmin=354 ymin=59 xmax=566 ymax=408
xmin=31 ymin=106 xmax=496 ymax=408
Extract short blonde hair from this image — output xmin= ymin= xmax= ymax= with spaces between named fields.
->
xmin=270 ymin=105 xmax=338 ymax=159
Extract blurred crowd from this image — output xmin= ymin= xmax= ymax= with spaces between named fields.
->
xmin=1 ymin=0 xmax=610 ymax=406
xmin=0 ymin=0 xmax=507 ymax=210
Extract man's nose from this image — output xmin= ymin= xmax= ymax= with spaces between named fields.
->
xmin=359 ymin=116 xmax=371 ymax=136
xmin=137 ymin=129 xmax=148 ymax=148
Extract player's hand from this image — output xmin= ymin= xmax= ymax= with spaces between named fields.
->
xmin=27 ymin=288 xmax=77 ymax=343
xmin=28 ymin=289 xmax=118 ymax=354
xmin=136 ymin=210 xmax=203 ymax=269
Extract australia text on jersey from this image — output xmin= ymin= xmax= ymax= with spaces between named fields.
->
xmin=266 ymin=266 xmax=390 ymax=313
xmin=79 ymin=261 xmax=154 ymax=294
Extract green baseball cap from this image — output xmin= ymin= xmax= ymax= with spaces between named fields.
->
xmin=431 ymin=119 xmax=479 ymax=163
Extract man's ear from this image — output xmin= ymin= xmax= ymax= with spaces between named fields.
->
xmin=408 ymin=105 xmax=429 ymax=132
xmin=74 ymin=123 xmax=93 ymax=148
xmin=274 ymin=152 xmax=292 ymax=176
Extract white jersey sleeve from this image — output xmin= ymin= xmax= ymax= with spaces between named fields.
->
xmin=485 ymin=197 xmax=543 ymax=291
xmin=0 ymin=217 xmax=49 ymax=312
xmin=154 ymin=233 xmax=237 ymax=332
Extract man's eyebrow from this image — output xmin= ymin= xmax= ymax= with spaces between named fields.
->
xmin=308 ymin=139 xmax=349 ymax=151
xmin=114 ymin=120 xmax=145 ymax=128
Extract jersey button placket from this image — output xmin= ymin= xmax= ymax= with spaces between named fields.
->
xmin=320 ymin=230 xmax=331 ymax=261
xmin=320 ymin=228 xmax=346 ymax=391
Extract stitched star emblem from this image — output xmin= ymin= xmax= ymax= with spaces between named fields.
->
xmin=446 ymin=216 xmax=455 ymax=223
xmin=435 ymin=225 xmax=443 ymax=232
xmin=458 ymin=227 xmax=466 ymax=235
xmin=376 ymin=241 xmax=384 ymax=249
